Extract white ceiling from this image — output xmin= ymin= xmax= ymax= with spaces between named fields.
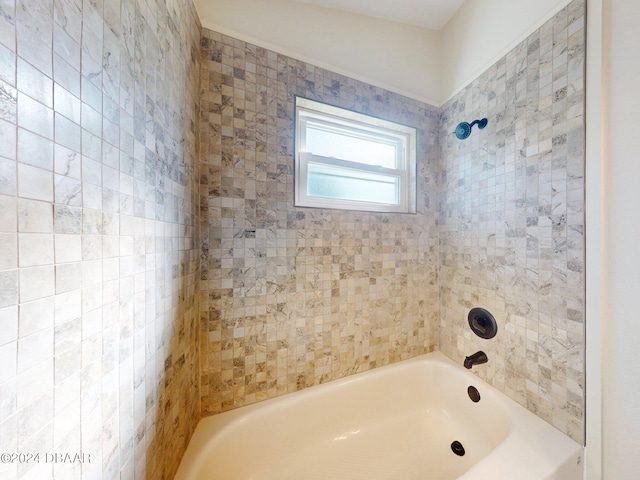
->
xmin=292 ymin=0 xmax=466 ymax=30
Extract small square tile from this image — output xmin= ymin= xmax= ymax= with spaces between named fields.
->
xmin=54 ymin=113 xmax=81 ymax=152
xmin=17 ymin=92 xmax=53 ymax=139
xmin=17 ymin=198 xmax=53 ymax=233
xmin=17 ymin=58 xmax=53 ymax=108
xmin=17 ymin=128 xmax=53 ymax=170
xmin=19 ymin=265 xmax=55 ymax=303
xmin=55 ymin=262 xmax=82 ymax=293
xmin=54 ymin=234 xmax=81 ymax=263
xmin=17 ymin=357 xmax=53 ymax=409
xmin=17 ymin=163 xmax=52 ymax=202
xmin=19 ymin=296 xmax=54 ymax=339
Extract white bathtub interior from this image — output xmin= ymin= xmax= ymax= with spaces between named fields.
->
xmin=175 ymin=352 xmax=582 ymax=480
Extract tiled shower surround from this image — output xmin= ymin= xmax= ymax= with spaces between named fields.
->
xmin=0 ymin=0 xmax=586 ymax=479
xmin=198 ymin=0 xmax=585 ymax=444
xmin=0 ymin=0 xmax=201 ymax=479
xmin=439 ymin=0 xmax=585 ymax=442
xmin=198 ymin=29 xmax=441 ymax=415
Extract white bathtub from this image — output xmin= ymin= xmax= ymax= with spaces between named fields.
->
xmin=175 ymin=352 xmax=582 ymax=480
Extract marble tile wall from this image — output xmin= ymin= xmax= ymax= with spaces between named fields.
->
xmin=198 ymin=29 xmax=441 ymax=415
xmin=438 ymin=0 xmax=585 ymax=442
xmin=0 ymin=0 xmax=201 ymax=479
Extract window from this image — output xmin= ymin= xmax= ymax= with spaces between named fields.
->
xmin=294 ymin=96 xmax=417 ymax=213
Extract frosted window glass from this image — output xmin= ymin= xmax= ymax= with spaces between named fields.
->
xmin=307 ymin=163 xmax=399 ymax=205
xmin=306 ymin=125 xmax=397 ymax=168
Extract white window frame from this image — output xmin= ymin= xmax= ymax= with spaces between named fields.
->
xmin=294 ymin=96 xmax=417 ymax=213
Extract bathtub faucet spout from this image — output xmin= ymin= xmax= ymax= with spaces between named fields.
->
xmin=464 ymin=351 xmax=488 ymax=369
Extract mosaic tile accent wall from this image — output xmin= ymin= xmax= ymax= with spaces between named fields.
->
xmin=439 ymin=0 xmax=585 ymax=442
xmin=198 ymin=29 xmax=441 ymax=415
xmin=0 ymin=0 xmax=201 ymax=479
